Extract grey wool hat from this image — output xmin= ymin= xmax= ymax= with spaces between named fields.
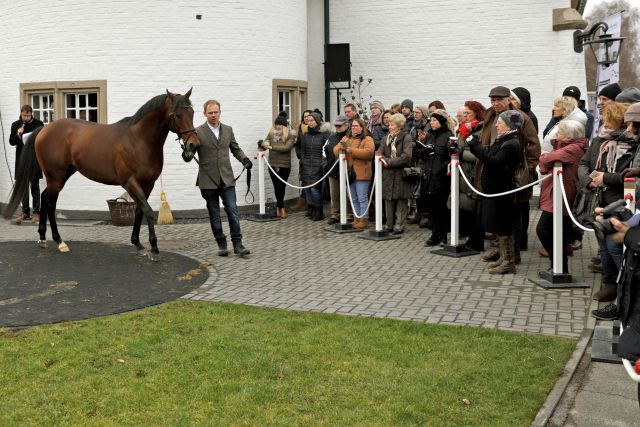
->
xmin=616 ymin=87 xmax=640 ymax=104
xmin=334 ymin=115 xmax=349 ymax=126
xmin=498 ymin=110 xmax=524 ymax=130
xmin=624 ymin=102 xmax=640 ymax=123
xmin=401 ymin=98 xmax=414 ymax=110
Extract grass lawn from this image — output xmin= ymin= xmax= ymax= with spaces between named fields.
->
xmin=0 ymin=301 xmax=575 ymax=426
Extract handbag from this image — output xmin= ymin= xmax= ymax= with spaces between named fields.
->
xmin=402 ymin=166 xmax=423 ymax=180
xmin=571 ymin=187 xmax=601 ymax=227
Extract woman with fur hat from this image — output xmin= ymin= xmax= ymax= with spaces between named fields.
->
xmin=261 ymin=111 xmax=296 ymax=219
xmin=420 ymin=109 xmax=455 ymax=246
xmin=468 ymin=110 xmax=524 ymax=274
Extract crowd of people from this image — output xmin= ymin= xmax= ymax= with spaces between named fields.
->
xmin=255 ymin=83 xmax=640 ymax=324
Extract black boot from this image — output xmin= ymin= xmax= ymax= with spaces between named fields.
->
xmin=233 ymin=243 xmax=250 ymax=256
xmin=312 ymin=204 xmax=324 ymax=221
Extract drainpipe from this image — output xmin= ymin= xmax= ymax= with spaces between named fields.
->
xmin=324 ymin=0 xmax=330 ymax=119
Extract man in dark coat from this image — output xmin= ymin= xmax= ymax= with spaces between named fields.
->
xmin=9 ymin=105 xmax=44 ymax=223
xmin=191 ymin=99 xmax=252 ymax=257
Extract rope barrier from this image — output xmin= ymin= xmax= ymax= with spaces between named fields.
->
xmin=263 ymin=155 xmax=339 ymax=190
xmin=457 ymin=164 xmax=551 ymax=198
xmin=344 ymin=160 xmax=377 ymax=219
xmin=558 ymin=174 xmax=595 ymax=232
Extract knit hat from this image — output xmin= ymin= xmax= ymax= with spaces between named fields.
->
xmin=624 ymin=102 xmax=640 ymax=123
xmin=509 ymin=91 xmax=521 ymax=106
xmin=430 ymin=110 xmax=449 ymax=127
xmin=401 ymin=98 xmax=414 ymax=110
xmin=334 ymin=115 xmax=349 ymax=126
xmin=488 ymin=86 xmax=510 ymax=98
xmin=512 ymin=87 xmax=532 ymax=111
xmin=274 ymin=111 xmax=288 ymax=126
xmin=562 ymin=86 xmax=581 ymax=102
xmin=599 ymin=83 xmax=622 ymax=101
xmin=309 ymin=111 xmax=322 ymax=127
xmin=369 ymin=100 xmax=385 ymax=112
xmin=616 ymin=87 xmax=640 ymax=104
xmin=498 ymin=110 xmax=524 ymax=130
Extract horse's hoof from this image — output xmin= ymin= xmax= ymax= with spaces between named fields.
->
xmin=58 ymin=242 xmax=70 ymax=253
xmin=147 ymin=252 xmax=160 ymax=262
xmin=37 ymin=240 xmax=48 ymax=249
xmin=137 ymin=249 xmax=148 ymax=257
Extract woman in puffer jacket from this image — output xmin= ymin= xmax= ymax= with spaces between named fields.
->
xmin=300 ymin=111 xmax=331 ymax=221
xmin=333 ymin=117 xmax=375 ymax=229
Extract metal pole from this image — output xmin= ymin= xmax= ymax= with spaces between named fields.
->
xmin=258 ymin=152 xmax=266 ymax=215
xmin=450 ymin=153 xmax=460 ymax=246
xmin=339 ymin=151 xmax=347 ymax=224
xmin=375 ymin=153 xmax=383 ymax=231
xmin=552 ymin=162 xmax=563 ymax=274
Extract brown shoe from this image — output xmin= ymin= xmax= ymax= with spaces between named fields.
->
xmin=489 ymin=236 xmax=516 ymax=274
xmin=32 ymin=213 xmax=40 ymax=223
xmin=14 ymin=213 xmax=29 ymax=223
xmin=593 ymin=279 xmax=617 ymax=302
xmin=538 ymin=248 xmax=549 ymax=257
xmin=291 ymin=196 xmax=306 ymax=211
xmin=482 ymin=249 xmax=500 ymax=262
xmin=353 ymin=219 xmax=368 ymax=229
xmin=279 ymin=208 xmax=288 ymax=219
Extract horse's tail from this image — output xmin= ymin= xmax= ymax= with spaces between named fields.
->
xmin=3 ymin=126 xmax=44 ymax=219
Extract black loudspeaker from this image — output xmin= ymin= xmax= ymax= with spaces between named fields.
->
xmin=325 ymin=44 xmax=351 ymax=83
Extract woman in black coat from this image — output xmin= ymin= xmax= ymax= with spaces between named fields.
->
xmin=468 ymin=110 xmax=524 ymax=274
xmin=420 ymin=109 xmax=454 ymax=246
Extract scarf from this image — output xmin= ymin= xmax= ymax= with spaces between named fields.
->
xmin=273 ymin=128 xmax=283 ymax=143
xmin=595 ymin=132 xmax=633 ymax=172
xmin=386 ymin=132 xmax=398 ymax=158
xmin=366 ymin=113 xmax=382 ymax=132
xmin=459 ymin=120 xmax=480 ymax=141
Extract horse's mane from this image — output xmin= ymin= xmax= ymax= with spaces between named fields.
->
xmin=116 ymin=93 xmax=193 ymax=126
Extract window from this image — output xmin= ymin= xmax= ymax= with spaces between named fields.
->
xmin=31 ymin=93 xmax=55 ymax=123
xmin=20 ymin=80 xmax=108 ymax=124
xmin=272 ymin=79 xmax=307 ymax=128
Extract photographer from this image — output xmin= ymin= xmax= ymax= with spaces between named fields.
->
xmin=9 ymin=105 xmax=44 ymax=223
xmin=579 ymin=102 xmax=638 ymax=305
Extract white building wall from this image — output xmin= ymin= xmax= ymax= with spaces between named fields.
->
xmin=0 ymin=0 xmax=307 ymax=211
xmin=306 ymin=0 xmax=326 ymax=117
xmin=316 ymin=0 xmax=587 ymax=134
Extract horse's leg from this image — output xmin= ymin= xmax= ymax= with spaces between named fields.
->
xmin=131 ymin=204 xmax=147 ymax=256
xmin=125 ymin=181 xmax=159 ymax=262
xmin=48 ymin=167 xmax=76 ymax=253
xmin=37 ymin=188 xmax=49 ymax=248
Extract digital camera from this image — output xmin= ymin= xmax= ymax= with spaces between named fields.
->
xmin=592 ymin=199 xmax=634 ymax=240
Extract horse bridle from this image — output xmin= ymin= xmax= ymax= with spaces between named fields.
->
xmin=168 ymin=109 xmax=197 ymax=143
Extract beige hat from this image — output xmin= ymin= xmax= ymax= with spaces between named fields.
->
xmin=624 ymin=102 xmax=640 ymax=123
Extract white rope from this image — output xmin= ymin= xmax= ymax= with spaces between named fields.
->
xmin=558 ymin=174 xmax=595 ymax=232
xmin=457 ymin=163 xmax=551 ymax=198
xmin=344 ymin=163 xmax=377 ymax=219
xmin=263 ymin=155 xmax=338 ymax=190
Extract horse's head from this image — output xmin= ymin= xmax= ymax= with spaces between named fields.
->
xmin=166 ymin=88 xmax=200 ymax=162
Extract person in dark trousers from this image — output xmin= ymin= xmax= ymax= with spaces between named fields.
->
xmin=190 ymin=99 xmax=252 ymax=257
xmin=9 ymin=104 xmax=44 ymax=223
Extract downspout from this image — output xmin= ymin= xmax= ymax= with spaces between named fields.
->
xmin=324 ymin=0 xmax=330 ymax=119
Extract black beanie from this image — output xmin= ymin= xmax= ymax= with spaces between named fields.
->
xmin=274 ymin=111 xmax=288 ymax=126
xmin=599 ymin=83 xmax=622 ymax=101
xmin=431 ymin=112 xmax=448 ymax=127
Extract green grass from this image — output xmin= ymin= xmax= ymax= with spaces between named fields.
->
xmin=0 ymin=301 xmax=575 ymax=426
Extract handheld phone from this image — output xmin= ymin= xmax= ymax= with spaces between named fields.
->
xmin=589 ymin=170 xmax=599 ymax=179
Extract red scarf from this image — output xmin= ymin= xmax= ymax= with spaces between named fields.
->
xmin=459 ymin=120 xmax=480 ymax=140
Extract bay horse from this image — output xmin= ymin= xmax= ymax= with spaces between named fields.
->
xmin=3 ymin=89 xmax=200 ymax=261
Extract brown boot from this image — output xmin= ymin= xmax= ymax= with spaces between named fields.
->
xmin=291 ymin=196 xmax=306 ymax=211
xmin=482 ymin=249 xmax=500 ymax=262
xmin=490 ymin=236 xmax=516 ymax=274
xmin=277 ymin=207 xmax=287 ymax=219
xmin=593 ymin=278 xmax=617 ymax=302
xmin=353 ymin=218 xmax=368 ymax=229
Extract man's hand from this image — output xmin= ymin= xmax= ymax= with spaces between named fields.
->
xmin=589 ymin=171 xmax=604 ymax=188
xmin=242 ymin=158 xmax=253 ymax=170
xmin=622 ymin=167 xmax=640 ymax=178
xmin=610 ymin=217 xmax=630 ymax=244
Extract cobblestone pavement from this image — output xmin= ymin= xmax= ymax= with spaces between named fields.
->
xmin=0 ymin=208 xmax=598 ymax=339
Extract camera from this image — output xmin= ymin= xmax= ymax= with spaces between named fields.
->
xmin=592 ymin=199 xmax=634 ymax=240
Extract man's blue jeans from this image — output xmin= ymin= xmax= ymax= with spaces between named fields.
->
xmin=201 ymin=187 xmax=242 ymax=246
xmin=597 ymin=234 xmax=623 ymax=280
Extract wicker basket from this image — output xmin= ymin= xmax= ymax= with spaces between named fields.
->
xmin=107 ymin=197 xmax=136 ymax=226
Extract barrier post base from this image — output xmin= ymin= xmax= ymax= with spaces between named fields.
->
xmin=591 ymin=324 xmax=621 ymax=364
xmin=247 ymin=213 xmax=279 ymax=222
xmin=359 ymin=229 xmax=401 ymax=241
xmin=530 ymin=270 xmax=589 ymax=289
xmin=432 ymin=244 xmax=479 ymax=258
xmin=326 ymin=222 xmax=362 ymax=234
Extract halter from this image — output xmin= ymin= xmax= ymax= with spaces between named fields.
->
xmin=168 ymin=108 xmax=196 ymax=143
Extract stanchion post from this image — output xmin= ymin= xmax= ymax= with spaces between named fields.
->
xmin=360 ymin=153 xmax=399 ymax=241
xmin=248 ymin=151 xmax=279 ymax=222
xmin=531 ymin=163 xmax=587 ymax=288
xmin=431 ymin=152 xmax=478 ymax=257
xmin=327 ymin=150 xmax=358 ymax=233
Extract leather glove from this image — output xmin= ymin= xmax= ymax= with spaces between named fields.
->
xmin=242 ymin=158 xmax=253 ymax=170
xmin=622 ymin=167 xmax=640 ymax=178
xmin=466 ymin=135 xmax=480 ymax=146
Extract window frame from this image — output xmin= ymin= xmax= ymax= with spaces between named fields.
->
xmin=272 ymin=79 xmax=307 ymax=129
xmin=20 ymin=80 xmax=108 ymax=124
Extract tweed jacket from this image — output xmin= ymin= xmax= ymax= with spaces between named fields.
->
xmin=194 ymin=122 xmax=249 ymax=189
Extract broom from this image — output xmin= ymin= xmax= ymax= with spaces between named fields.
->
xmin=157 ymin=175 xmax=174 ymax=225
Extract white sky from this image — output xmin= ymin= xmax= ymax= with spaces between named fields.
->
xmin=584 ymin=0 xmax=639 ymax=17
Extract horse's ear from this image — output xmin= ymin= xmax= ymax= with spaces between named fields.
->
xmin=166 ymin=89 xmax=176 ymax=101
xmin=184 ymin=87 xmax=193 ymax=99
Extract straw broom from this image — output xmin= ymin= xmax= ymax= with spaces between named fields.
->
xmin=157 ymin=175 xmax=174 ymax=225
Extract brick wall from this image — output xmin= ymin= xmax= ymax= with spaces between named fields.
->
xmin=0 ymin=0 xmax=307 ymax=210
